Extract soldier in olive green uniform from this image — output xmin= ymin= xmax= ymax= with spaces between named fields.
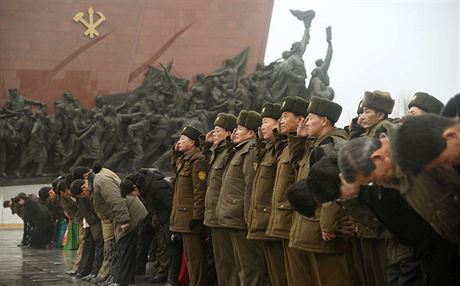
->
xmin=202 ymin=113 xmax=239 ymax=286
xmin=265 ymin=96 xmax=309 ymax=286
xmin=287 ymin=96 xmax=351 ymax=285
xmin=170 ymin=126 xmax=208 ymax=286
xmin=216 ymin=110 xmax=266 ymax=286
xmin=246 ymin=103 xmax=287 ymax=286
xmin=343 ymin=91 xmax=398 ymax=286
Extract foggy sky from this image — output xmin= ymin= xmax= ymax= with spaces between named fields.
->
xmin=265 ymin=0 xmax=459 ymax=127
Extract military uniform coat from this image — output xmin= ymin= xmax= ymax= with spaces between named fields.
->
xmin=216 ymin=137 xmax=257 ymax=230
xmin=247 ymin=133 xmax=286 ymax=240
xmin=204 ymin=140 xmax=234 ymax=228
xmin=266 ymin=133 xmax=297 ymax=239
xmin=170 ymin=148 xmax=207 ymax=233
xmin=289 ymin=128 xmax=349 ymax=253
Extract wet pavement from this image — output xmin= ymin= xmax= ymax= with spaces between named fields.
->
xmin=0 ymin=229 xmax=164 ymax=286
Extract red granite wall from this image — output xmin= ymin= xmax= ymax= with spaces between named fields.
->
xmin=0 ymin=0 xmax=274 ymax=110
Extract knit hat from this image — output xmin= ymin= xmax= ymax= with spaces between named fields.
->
xmin=181 ymin=126 xmax=203 ymax=145
xmin=214 ymin=113 xmax=238 ymax=131
xmin=261 ymin=102 xmax=282 ymax=120
xmin=280 ymin=96 xmax=309 ymax=117
xmin=237 ymin=110 xmax=262 ymax=132
xmin=362 ymin=90 xmax=395 ymax=114
xmin=307 ymin=96 xmax=343 ymax=124
xmin=408 ymin=92 xmax=444 ymax=114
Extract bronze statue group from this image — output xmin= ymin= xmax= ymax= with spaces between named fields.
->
xmin=2 ymin=8 xmax=460 ymax=286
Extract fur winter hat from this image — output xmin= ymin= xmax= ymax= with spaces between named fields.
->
xmin=214 ymin=113 xmax=238 ymax=131
xmin=408 ymin=92 xmax=444 ymax=114
xmin=237 ymin=110 xmax=262 ymax=132
xmin=307 ymin=96 xmax=342 ymax=124
xmin=280 ymin=96 xmax=309 ymax=117
xmin=261 ymin=102 xmax=282 ymax=120
xmin=362 ymin=90 xmax=395 ymax=114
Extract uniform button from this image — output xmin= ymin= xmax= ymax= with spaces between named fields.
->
xmin=232 ymin=200 xmax=236 ymax=203
xmin=280 ymin=205 xmax=284 ymax=208
xmin=263 ymin=208 xmax=267 ymax=212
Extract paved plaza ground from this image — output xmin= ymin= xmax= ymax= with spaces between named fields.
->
xmin=0 ymin=229 xmax=163 ymax=286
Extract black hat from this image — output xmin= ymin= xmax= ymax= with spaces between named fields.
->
xmin=280 ymin=96 xmax=309 ymax=117
xmin=408 ymin=92 xmax=444 ymax=114
xmin=237 ymin=110 xmax=262 ymax=132
xmin=214 ymin=113 xmax=238 ymax=131
xmin=181 ymin=126 xmax=203 ymax=145
xmin=261 ymin=102 xmax=282 ymax=120
xmin=441 ymin=94 xmax=460 ymax=118
xmin=307 ymin=96 xmax=342 ymax=124
xmin=362 ymin=90 xmax=395 ymax=114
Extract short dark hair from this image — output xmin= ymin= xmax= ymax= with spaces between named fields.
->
xmin=38 ymin=187 xmax=52 ymax=200
xmin=64 ymin=173 xmax=74 ymax=189
xmin=72 ymin=166 xmax=91 ymax=180
xmin=286 ymin=179 xmax=317 ymax=217
xmin=69 ymin=179 xmax=85 ymax=196
xmin=120 ymin=178 xmax=135 ymax=198
xmin=338 ymin=137 xmax=381 ymax=183
xmin=56 ymin=180 xmax=67 ymax=193
xmin=394 ymin=114 xmax=456 ymax=175
xmin=3 ymin=200 xmax=10 ymax=208
xmin=308 ymin=155 xmax=341 ymax=203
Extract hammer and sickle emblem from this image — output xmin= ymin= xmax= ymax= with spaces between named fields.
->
xmin=73 ymin=7 xmax=106 ymax=39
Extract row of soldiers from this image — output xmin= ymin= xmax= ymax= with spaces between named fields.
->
xmin=170 ymin=91 xmax=460 ymax=286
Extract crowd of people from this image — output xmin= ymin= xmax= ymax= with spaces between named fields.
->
xmin=3 ymin=91 xmax=460 ymax=286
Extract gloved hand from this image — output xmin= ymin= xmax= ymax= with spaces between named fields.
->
xmin=188 ymin=219 xmax=203 ymax=230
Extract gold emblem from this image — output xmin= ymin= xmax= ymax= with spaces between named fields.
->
xmin=74 ymin=7 xmax=106 ymax=39
xmin=198 ymin=171 xmax=207 ymax=181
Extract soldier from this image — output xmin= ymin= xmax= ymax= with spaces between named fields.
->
xmin=287 ymin=96 xmax=350 ymax=285
xmin=170 ymin=126 xmax=208 ymax=286
xmin=246 ymin=103 xmax=287 ymax=286
xmin=265 ymin=96 xmax=309 ymax=286
xmin=202 ymin=113 xmax=238 ymax=286
xmin=216 ymin=110 xmax=266 ymax=286
xmin=407 ymin=92 xmax=444 ymax=116
xmin=360 ymin=90 xmax=396 ymax=136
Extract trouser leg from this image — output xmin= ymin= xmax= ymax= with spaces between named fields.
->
xmin=116 ymin=229 xmax=139 ymax=285
xmin=263 ymin=240 xmax=287 ymax=286
xmin=182 ymin=232 xmax=208 ymax=286
xmin=211 ymin=228 xmax=239 ymax=286
xmin=229 ymin=229 xmax=266 ymax=286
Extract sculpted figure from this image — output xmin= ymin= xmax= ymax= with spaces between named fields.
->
xmin=270 ymin=10 xmax=315 ymax=101
xmin=307 ymin=26 xmax=335 ymax=100
xmin=4 ymin=88 xmax=45 ymax=113
xmin=16 ymin=111 xmax=48 ymax=176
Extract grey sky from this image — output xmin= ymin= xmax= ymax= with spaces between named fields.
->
xmin=265 ymin=0 xmax=459 ymax=127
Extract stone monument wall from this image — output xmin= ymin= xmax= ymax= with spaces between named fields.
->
xmin=0 ymin=0 xmax=274 ymax=111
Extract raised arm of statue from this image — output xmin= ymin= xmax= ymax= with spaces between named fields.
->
xmin=322 ymin=36 xmax=333 ymax=74
xmin=299 ymin=28 xmax=310 ymax=56
xmin=160 ymin=64 xmax=179 ymax=95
